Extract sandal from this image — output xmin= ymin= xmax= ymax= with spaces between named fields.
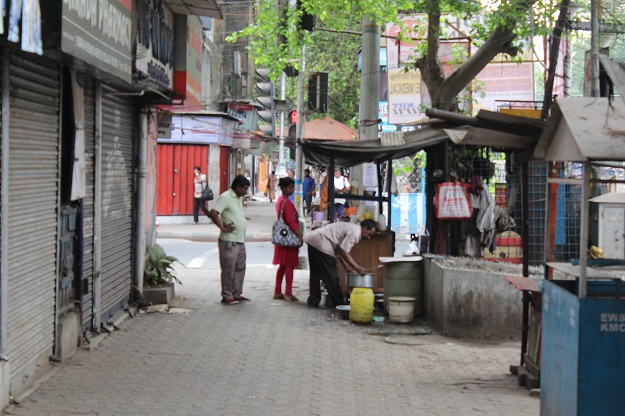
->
xmin=273 ymin=293 xmax=284 ymax=300
xmin=284 ymin=295 xmax=299 ymax=302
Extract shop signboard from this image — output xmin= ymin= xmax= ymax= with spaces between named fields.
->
xmin=61 ymin=0 xmax=132 ymax=83
xmin=135 ymin=0 xmax=174 ymax=90
xmin=157 ymin=116 xmax=237 ymax=146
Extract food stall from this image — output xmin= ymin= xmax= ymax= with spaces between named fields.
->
xmin=303 ymin=128 xmax=450 ymax=295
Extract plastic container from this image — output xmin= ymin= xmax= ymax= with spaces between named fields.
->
xmin=388 ymin=296 xmax=416 ymax=323
xmin=349 ymin=287 xmax=374 ymax=324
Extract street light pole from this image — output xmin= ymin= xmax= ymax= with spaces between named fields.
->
xmin=563 ymin=1 xmax=582 ymax=97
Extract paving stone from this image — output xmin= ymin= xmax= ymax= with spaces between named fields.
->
xmin=3 ymin=266 xmax=539 ymax=416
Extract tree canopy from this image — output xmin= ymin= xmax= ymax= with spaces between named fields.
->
xmin=229 ymin=0 xmax=563 ymax=113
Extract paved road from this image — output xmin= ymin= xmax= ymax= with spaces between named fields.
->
xmin=157 ymin=239 xmax=412 ymax=269
xmin=3 ymin=250 xmax=539 ymax=416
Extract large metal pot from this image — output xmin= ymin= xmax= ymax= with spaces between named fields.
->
xmin=347 ymin=273 xmax=374 ymax=288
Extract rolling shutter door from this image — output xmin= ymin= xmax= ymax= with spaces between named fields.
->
xmin=6 ymin=51 xmax=59 ymax=389
xmin=99 ymin=84 xmax=134 ymax=323
xmin=80 ymin=79 xmax=96 ymax=331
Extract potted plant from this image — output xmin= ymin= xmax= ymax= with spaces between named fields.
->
xmin=142 ymin=244 xmax=182 ymax=305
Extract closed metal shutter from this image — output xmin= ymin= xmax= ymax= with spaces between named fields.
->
xmin=6 ymin=51 xmax=59 ymax=389
xmin=80 ymin=79 xmax=96 ymax=332
xmin=99 ymin=84 xmax=134 ymax=323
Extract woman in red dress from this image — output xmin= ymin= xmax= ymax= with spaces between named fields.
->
xmin=273 ymin=177 xmax=302 ymax=302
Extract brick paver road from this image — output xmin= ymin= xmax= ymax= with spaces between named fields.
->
xmin=3 ymin=266 xmax=539 ymax=416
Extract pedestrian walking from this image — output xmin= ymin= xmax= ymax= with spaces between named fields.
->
xmin=193 ymin=166 xmax=210 ymax=224
xmin=267 ymin=170 xmax=277 ymax=202
xmin=272 ymin=177 xmax=302 ymax=302
xmin=209 ymin=175 xmax=251 ymax=305
xmin=304 ymin=220 xmax=378 ymax=308
xmin=333 ymin=168 xmax=350 ymax=220
xmin=302 ymin=168 xmax=316 ymax=215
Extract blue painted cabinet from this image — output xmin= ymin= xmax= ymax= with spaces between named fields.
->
xmin=541 ymin=279 xmax=625 ymax=416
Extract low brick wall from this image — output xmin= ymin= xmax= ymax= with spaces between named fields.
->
xmin=423 ymin=257 xmax=537 ymax=340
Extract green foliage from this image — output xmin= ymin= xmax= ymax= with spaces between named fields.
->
xmin=144 ymin=244 xmax=182 ymax=287
xmin=227 ymin=0 xmax=414 ymax=80
xmin=306 ymin=21 xmax=361 ymax=126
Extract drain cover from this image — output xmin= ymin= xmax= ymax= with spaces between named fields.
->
xmin=383 ymin=335 xmax=433 ymax=345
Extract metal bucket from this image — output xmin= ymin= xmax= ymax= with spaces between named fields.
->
xmin=380 ymin=257 xmax=423 ymax=316
xmin=347 ymin=273 xmax=374 ymax=288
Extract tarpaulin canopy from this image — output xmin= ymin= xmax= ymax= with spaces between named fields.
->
xmin=302 ymin=126 xmax=449 ymax=168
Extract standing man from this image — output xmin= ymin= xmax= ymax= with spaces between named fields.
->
xmin=304 ymin=220 xmax=378 ymax=308
xmin=333 ymin=168 xmax=350 ymax=220
xmin=209 ymin=175 xmax=251 ymax=305
xmin=192 ymin=166 xmax=210 ymax=224
xmin=302 ymin=168 xmax=316 ymax=216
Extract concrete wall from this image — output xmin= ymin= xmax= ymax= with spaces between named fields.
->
xmin=424 ymin=258 xmax=524 ymax=340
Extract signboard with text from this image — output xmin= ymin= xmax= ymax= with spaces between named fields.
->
xmin=62 ymin=0 xmax=133 ymax=83
xmin=135 ymin=0 xmax=174 ymax=89
xmin=158 ymin=116 xmax=236 ymax=146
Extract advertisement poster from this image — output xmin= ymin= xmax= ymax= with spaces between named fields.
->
xmin=387 ymin=68 xmax=422 ymax=125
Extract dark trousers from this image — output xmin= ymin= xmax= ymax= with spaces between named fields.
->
xmin=303 ymin=194 xmax=313 ymax=214
xmin=193 ymin=197 xmax=210 ymax=222
xmin=334 ymin=203 xmax=345 ymax=220
xmin=307 ymin=245 xmax=345 ymax=308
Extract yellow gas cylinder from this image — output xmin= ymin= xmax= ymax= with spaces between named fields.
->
xmin=349 ymin=287 xmax=374 ymax=324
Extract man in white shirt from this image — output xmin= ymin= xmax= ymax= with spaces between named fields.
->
xmin=333 ymin=168 xmax=350 ymax=220
xmin=304 ymin=220 xmax=377 ymax=307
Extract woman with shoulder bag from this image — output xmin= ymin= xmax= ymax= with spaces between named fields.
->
xmin=193 ymin=166 xmax=210 ymax=224
xmin=272 ymin=177 xmax=302 ymax=302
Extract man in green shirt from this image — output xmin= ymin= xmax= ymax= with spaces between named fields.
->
xmin=209 ymin=175 xmax=250 ymax=305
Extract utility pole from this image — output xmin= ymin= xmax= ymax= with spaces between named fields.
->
xmin=359 ymin=16 xmax=380 ymax=141
xmin=295 ymin=45 xmax=306 ymax=216
xmin=351 ymin=16 xmax=380 ymax=216
xmin=590 ymin=0 xmax=600 ymax=97
xmin=277 ymin=71 xmax=287 ymax=176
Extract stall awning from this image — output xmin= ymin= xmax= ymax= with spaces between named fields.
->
xmin=164 ymin=0 xmax=222 ymax=19
xmin=534 ymin=97 xmax=625 ymax=162
xmin=302 ymin=126 xmax=449 ymax=167
xmin=599 ymin=55 xmax=625 ymax=106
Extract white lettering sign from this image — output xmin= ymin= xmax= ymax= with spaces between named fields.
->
xmin=600 ymin=313 xmax=625 ymax=332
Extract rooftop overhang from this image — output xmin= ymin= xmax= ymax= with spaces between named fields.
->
xmin=163 ymin=0 xmax=222 ymax=19
xmin=600 ymin=55 xmax=625 ymax=107
xmin=534 ymin=97 xmax=625 ymax=162
xmin=426 ymin=108 xmax=544 ymax=151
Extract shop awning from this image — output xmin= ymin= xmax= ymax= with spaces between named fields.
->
xmin=163 ymin=0 xmax=222 ymax=19
xmin=302 ymin=126 xmax=449 ymax=167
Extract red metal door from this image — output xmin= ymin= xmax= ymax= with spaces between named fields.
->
xmin=156 ymin=144 xmax=209 ymax=215
xmin=219 ymin=146 xmax=230 ymax=194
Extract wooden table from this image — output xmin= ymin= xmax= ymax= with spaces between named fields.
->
xmin=338 ymin=232 xmax=395 ymax=293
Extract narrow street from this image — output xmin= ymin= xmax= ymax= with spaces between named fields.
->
xmin=3 ymin=241 xmax=539 ymax=416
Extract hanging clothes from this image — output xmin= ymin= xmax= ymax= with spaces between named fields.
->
xmin=465 ymin=176 xmax=496 ymax=257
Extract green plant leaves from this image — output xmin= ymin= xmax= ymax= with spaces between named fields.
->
xmin=144 ymin=244 xmax=183 ymax=287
